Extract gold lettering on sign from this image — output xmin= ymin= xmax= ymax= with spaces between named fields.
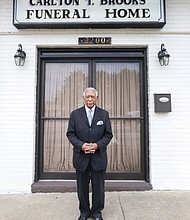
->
xmin=78 ymin=37 xmax=112 ymax=45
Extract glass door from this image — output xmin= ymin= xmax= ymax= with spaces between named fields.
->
xmin=36 ymin=49 xmax=148 ymax=181
xmin=95 ymin=61 xmax=143 ymax=179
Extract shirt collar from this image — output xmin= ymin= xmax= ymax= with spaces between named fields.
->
xmin=85 ymin=105 xmax=96 ymax=117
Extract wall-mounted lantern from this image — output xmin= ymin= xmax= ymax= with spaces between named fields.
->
xmin=14 ymin=44 xmax=26 ymax=66
xmin=158 ymin=44 xmax=170 ymax=66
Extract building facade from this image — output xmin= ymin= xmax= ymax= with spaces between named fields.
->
xmin=0 ymin=0 xmax=190 ymax=193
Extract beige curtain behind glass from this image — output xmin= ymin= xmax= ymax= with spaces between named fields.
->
xmin=43 ymin=61 xmax=141 ymax=173
xmin=43 ymin=63 xmax=88 ymax=172
xmin=96 ymin=62 xmax=141 ymax=172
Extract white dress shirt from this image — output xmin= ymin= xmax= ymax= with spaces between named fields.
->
xmin=85 ymin=105 xmax=95 ymax=119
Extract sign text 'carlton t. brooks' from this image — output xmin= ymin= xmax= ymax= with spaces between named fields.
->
xmin=13 ymin=0 xmax=166 ymax=28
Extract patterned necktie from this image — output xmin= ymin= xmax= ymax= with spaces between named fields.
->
xmin=87 ymin=109 xmax=93 ymax=126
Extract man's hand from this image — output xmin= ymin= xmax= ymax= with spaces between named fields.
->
xmin=82 ymin=143 xmax=98 ymax=154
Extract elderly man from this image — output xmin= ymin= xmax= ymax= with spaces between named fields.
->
xmin=66 ymin=87 xmax=113 ymax=220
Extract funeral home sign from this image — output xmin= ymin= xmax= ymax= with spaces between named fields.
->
xmin=13 ymin=0 xmax=166 ymax=28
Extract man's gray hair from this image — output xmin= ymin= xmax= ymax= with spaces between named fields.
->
xmin=83 ymin=87 xmax=98 ymax=97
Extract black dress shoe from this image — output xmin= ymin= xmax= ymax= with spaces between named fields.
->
xmin=94 ymin=217 xmax=103 ymax=220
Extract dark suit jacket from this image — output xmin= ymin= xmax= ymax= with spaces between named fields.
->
xmin=66 ymin=106 xmax=113 ymax=172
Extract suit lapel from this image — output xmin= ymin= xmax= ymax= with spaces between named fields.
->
xmin=91 ymin=107 xmax=101 ymax=126
xmin=81 ymin=106 xmax=89 ymax=126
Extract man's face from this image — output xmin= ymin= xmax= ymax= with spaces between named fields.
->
xmin=83 ymin=89 xmax=98 ymax=109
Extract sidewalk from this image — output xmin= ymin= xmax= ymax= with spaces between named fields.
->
xmin=0 ymin=191 xmax=190 ymax=220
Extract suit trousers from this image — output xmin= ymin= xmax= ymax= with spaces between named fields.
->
xmin=76 ymin=163 xmax=106 ymax=218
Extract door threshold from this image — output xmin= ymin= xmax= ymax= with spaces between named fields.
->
xmin=31 ymin=180 xmax=152 ymax=193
